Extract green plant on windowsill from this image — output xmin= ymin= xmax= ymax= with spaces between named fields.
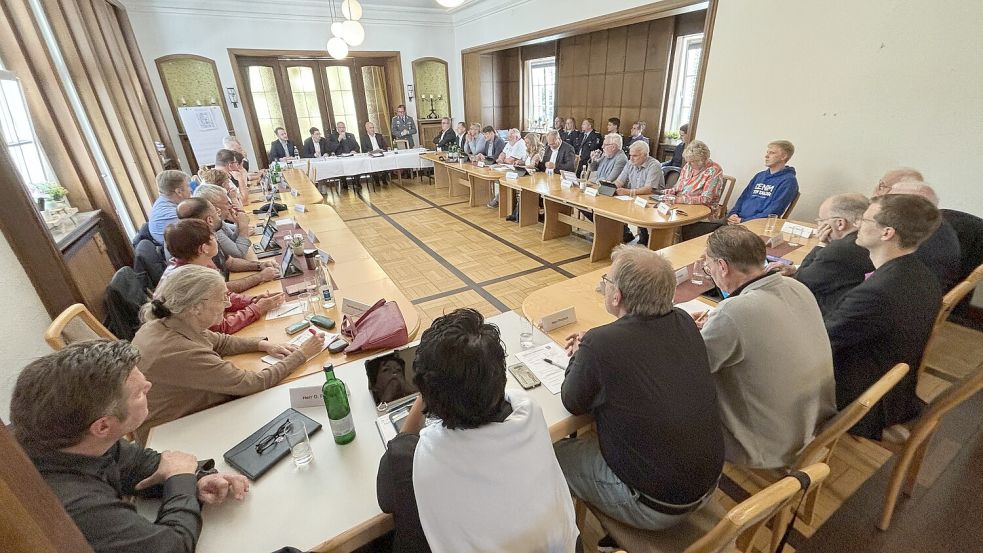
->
xmin=36 ymin=182 xmax=69 ymax=201
xmin=664 ymin=130 xmax=681 ymax=142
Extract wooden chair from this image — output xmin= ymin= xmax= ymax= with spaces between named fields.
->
xmin=879 ymin=366 xmax=983 ymax=530
xmin=713 ymin=175 xmax=737 ymax=219
xmin=780 ymin=191 xmax=801 ymax=219
xmin=915 ymin=280 xmax=979 ymax=402
xmin=586 ymin=463 xmax=830 ymax=553
xmin=44 ymin=303 xmax=116 ymax=350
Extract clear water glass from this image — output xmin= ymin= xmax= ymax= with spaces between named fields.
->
xmin=765 ymin=214 xmax=779 ymax=235
xmin=285 ymin=420 xmax=313 ymax=466
xmin=299 ymin=292 xmax=315 ymax=320
xmin=519 ymin=316 xmax=534 ymax=349
xmin=690 ymin=260 xmax=704 ymax=285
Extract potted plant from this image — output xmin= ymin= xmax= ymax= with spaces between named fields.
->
xmin=664 ymin=130 xmax=681 ymax=145
xmin=37 ymin=183 xmax=70 ymax=211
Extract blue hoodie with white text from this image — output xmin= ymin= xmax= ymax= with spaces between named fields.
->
xmin=728 ymin=166 xmax=798 ymax=221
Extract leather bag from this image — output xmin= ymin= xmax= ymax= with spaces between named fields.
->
xmin=341 ymin=299 xmax=408 ymax=353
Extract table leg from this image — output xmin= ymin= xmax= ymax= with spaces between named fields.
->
xmin=647 ymin=227 xmax=675 ymax=250
xmin=433 ymin=163 xmax=450 ymax=190
xmin=448 ymin=168 xmax=469 ymax=199
xmin=543 ymin=199 xmax=572 ymax=241
xmin=500 ymin=186 xmax=514 ymax=218
xmin=591 ymin=214 xmax=622 ymax=262
xmin=519 ymin=190 xmax=540 ymax=227
xmin=471 ymin=176 xmax=492 ymax=207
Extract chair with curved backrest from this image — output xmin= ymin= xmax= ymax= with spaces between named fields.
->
xmin=781 ymin=191 xmax=801 ymax=219
xmin=662 ymin=166 xmax=681 ymax=189
xmin=915 ymin=280 xmax=978 ymax=401
xmin=713 ymin=175 xmax=737 ymax=219
xmin=44 ymin=303 xmax=117 ymax=350
xmin=880 ymin=366 xmax=983 ymax=530
xmin=586 ymin=464 xmax=830 ymax=553
xmin=133 ymin=239 xmax=167 ymax=289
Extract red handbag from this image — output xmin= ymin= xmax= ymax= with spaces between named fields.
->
xmin=340 ymin=299 xmax=409 ymax=353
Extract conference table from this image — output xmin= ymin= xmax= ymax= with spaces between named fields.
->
xmin=422 ymin=152 xmax=712 ymax=261
xmin=218 ymin=168 xmax=421 ymax=384
xmin=522 ymin=217 xmax=822 ymax=344
xmin=137 ymin=311 xmax=589 ymax=552
xmin=304 ymin=147 xmax=433 ymax=182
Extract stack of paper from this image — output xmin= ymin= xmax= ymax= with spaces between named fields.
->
xmin=514 ymin=342 xmax=569 ymax=394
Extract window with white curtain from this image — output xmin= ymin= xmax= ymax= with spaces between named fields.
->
xmin=524 ymin=57 xmax=556 ymax=133
xmin=0 ymin=68 xmax=57 ymax=198
xmin=665 ymin=34 xmax=704 ymax=134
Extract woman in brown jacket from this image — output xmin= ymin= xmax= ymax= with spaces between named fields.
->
xmin=131 ymin=265 xmax=326 ymax=443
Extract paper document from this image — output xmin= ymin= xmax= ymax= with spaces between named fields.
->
xmin=674 ymin=299 xmax=716 ymax=317
xmin=514 ymin=342 xmax=569 ymax=394
xmin=613 ymin=195 xmax=633 ymax=201
xmin=265 ymin=301 xmax=304 ymax=320
xmin=260 ymin=331 xmax=337 ymax=364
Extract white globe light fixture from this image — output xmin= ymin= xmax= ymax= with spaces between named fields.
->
xmin=341 ymin=0 xmax=362 ymax=20
xmin=331 ymin=22 xmax=345 ymax=37
xmin=341 ymin=20 xmax=365 ymax=46
xmin=435 ymin=0 xmax=464 ymax=7
xmin=327 ymin=37 xmax=349 ymax=60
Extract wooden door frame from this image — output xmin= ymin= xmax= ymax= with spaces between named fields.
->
xmin=281 ymin=60 xmax=331 ymax=143
xmin=410 ymin=57 xmax=452 ymax=119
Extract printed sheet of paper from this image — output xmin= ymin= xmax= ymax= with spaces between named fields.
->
xmin=514 ymin=342 xmax=569 ymax=394
xmin=265 ymin=300 xmax=304 ymax=320
xmin=674 ymin=298 xmax=716 ymax=317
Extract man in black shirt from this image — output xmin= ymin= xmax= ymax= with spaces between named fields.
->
xmin=768 ymin=193 xmax=874 ymax=314
xmin=10 ymin=340 xmax=249 ymax=553
xmin=556 ymin=245 xmax=724 ymax=537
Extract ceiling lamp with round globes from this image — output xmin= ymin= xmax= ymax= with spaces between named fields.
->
xmin=341 ymin=20 xmax=365 ymax=46
xmin=435 ymin=0 xmax=465 ymax=7
xmin=331 ymin=21 xmax=344 ymax=38
xmin=327 ymin=37 xmax=349 ymax=60
xmin=341 ymin=0 xmax=362 ymax=20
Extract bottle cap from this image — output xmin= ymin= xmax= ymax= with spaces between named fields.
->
xmin=323 ymin=362 xmax=334 ymax=371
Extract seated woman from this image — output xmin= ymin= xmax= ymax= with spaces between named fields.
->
xmin=199 ymin=167 xmax=243 ymax=210
xmin=506 ymin=133 xmax=544 ymax=221
xmin=132 ymin=264 xmax=325 ymax=443
xmin=376 ymin=308 xmax=579 ymax=552
xmin=654 ymin=140 xmax=724 ymax=207
xmin=162 ymin=219 xmax=284 ymax=334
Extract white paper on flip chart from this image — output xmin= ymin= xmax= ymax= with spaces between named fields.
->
xmin=514 ymin=342 xmax=569 ymax=394
xmin=178 ymin=106 xmax=229 ymax=167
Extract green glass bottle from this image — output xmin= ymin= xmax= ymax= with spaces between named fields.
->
xmin=321 ymin=364 xmax=355 ymax=444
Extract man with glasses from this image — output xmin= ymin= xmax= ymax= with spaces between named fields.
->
xmin=882 ymin=180 xmax=961 ymax=291
xmin=557 ymin=246 xmax=723 ymax=544
xmin=587 ymin=133 xmax=628 ymax=184
xmin=767 ymin=193 xmax=874 ymax=314
xmin=613 ymin=141 xmax=664 ymax=244
xmin=696 ymin=225 xmax=836 ymax=468
xmin=193 ymin=183 xmax=251 ymax=259
xmin=538 ymin=130 xmax=576 ymax=173
xmin=10 ymin=340 xmax=250 ymax=552
xmin=391 ymin=104 xmax=417 ymax=148
xmin=825 ymin=194 xmax=942 ymax=440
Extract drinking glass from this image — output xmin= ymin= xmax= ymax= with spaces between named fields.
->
xmin=519 ymin=316 xmax=534 ymax=349
xmin=284 ymin=420 xmax=314 ymax=466
xmin=765 ymin=214 xmax=779 ymax=235
xmin=305 ymin=278 xmax=318 ymax=302
xmin=787 ymin=227 xmax=801 ymax=247
xmin=299 ymin=292 xmax=315 ymax=320
xmin=690 ymin=260 xmax=704 ymax=285
xmin=781 ymin=228 xmax=794 ymax=245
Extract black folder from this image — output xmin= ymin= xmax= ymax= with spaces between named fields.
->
xmin=597 ymin=180 xmax=617 ymax=197
xmin=223 ymin=408 xmax=322 ymax=480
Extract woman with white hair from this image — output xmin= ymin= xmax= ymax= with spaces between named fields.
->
xmin=654 ymin=140 xmax=724 ymax=207
xmin=131 ymin=265 xmax=326 ymax=443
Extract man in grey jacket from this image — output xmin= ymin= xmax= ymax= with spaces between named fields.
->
xmin=695 ymin=225 xmax=836 ymax=469
xmin=588 ymin=133 xmax=629 ymax=183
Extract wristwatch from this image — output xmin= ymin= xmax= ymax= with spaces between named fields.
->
xmin=195 ymin=459 xmax=218 ymax=480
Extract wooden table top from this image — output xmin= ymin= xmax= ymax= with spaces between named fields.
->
xmin=521 ymin=218 xmax=822 ymax=343
xmin=225 ymin=168 xmax=420 ymax=382
xmin=422 ymin=152 xmax=711 ymax=227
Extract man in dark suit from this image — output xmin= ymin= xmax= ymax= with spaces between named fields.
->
xmin=576 ymin=118 xmax=603 ymax=174
xmin=432 ymin=117 xmax=457 ymax=150
xmin=885 ymin=182 xmax=961 ymax=291
xmin=268 ymin=127 xmax=296 ymax=161
xmin=769 ymin=193 xmax=874 ymax=314
xmin=361 ymin=121 xmax=390 ymax=186
xmin=560 ymin=117 xmax=581 ymax=151
xmin=624 ymin=121 xmax=650 ymax=154
xmin=330 ymin=121 xmax=360 ymax=155
xmin=824 ymin=194 xmax=943 ymax=440
xmin=302 ymin=127 xmax=331 ymax=158
xmin=454 ymin=121 xmax=468 ymax=151
xmin=537 ymin=130 xmax=576 ymax=173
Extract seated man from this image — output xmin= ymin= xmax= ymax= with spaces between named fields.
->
xmin=192 ymin=183 xmax=251 ymax=259
xmin=432 ymin=117 xmax=457 ymax=151
xmin=698 ymin=225 xmax=836 ymax=468
xmin=663 ymin=123 xmax=688 ymax=168
xmin=871 ymin=166 xmax=923 ymax=197
xmin=330 ymin=121 xmax=360 ymax=155
xmin=214 ymin=149 xmax=249 ymax=205
xmin=727 ymin=140 xmax=799 ymax=224
xmin=453 ymin=121 xmax=468 ymax=151
xmin=606 ymin=116 xmax=621 ymax=136
xmin=302 ymin=127 xmax=331 ymax=158
xmin=825 ymin=194 xmax=943 ymax=439
xmin=177 ymin=197 xmax=278 ymax=294
xmin=360 ymin=121 xmax=391 ymax=187
xmin=488 ymin=129 xmax=525 ymax=208
xmin=268 ymin=126 xmax=296 ymax=161
xmin=587 ymin=133 xmax=629 ymax=184
xmin=148 ymin=170 xmax=192 ymax=244
xmin=769 ymin=193 xmax=874 ymax=314
xmin=10 ymin=340 xmax=250 ymax=552
xmin=462 ymin=122 xmax=486 ymax=157
xmin=624 ymin=120 xmax=650 ymax=153
xmin=223 ymin=135 xmax=256 ymax=177
xmin=885 ymin=181 xmax=961 ymax=291
xmin=557 ymin=246 xmax=723 ymax=538
xmin=576 ymin=118 xmax=603 ymax=174
xmin=537 ymin=129 xmax=576 ymax=173
xmin=376 ymin=309 xmax=578 ymax=552
xmin=614 ymin=140 xmax=664 ymax=244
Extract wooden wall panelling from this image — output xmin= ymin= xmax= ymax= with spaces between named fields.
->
xmin=587 ymin=31 xmax=608 ymax=76
xmin=644 ymin=17 xmax=675 ymax=141
xmin=479 ymin=53 xmax=496 ymax=127
xmin=461 ymin=52 xmax=481 ymax=124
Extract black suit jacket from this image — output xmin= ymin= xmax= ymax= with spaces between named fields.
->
xmin=941 ymin=208 xmax=983 ymax=280
xmin=433 ymin=128 xmax=457 ymax=150
xmin=478 ymin=135 xmax=506 ymax=160
xmin=302 ymin=137 xmax=331 ymax=158
xmin=576 ymin=130 xmax=602 ymax=168
xmin=268 ymin=139 xmax=296 ymax=161
xmin=330 ymin=132 xmax=360 ymax=154
xmin=915 ymin=220 xmax=961 ymax=292
xmin=359 ymin=133 xmax=389 ymax=152
xmin=795 ymin=232 xmax=874 ymax=315
xmin=537 ymin=141 xmax=577 ymax=172
xmin=560 ymin=129 xmax=581 ymax=151
xmin=824 ymin=254 xmax=941 ymax=439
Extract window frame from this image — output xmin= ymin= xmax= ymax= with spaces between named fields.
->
xmin=665 ymin=33 xmax=704 ymax=136
xmin=523 ymin=56 xmax=556 ymax=133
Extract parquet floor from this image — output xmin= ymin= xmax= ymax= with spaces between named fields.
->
xmin=321 ymin=175 xmax=983 ymax=553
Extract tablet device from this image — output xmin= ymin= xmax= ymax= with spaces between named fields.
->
xmin=597 ymin=180 xmax=617 ymax=197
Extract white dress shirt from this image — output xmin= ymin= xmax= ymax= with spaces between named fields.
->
xmin=369 ymin=134 xmax=380 ymax=151
xmin=502 ymin=140 xmax=527 ymax=162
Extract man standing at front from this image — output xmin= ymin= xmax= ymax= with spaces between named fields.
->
xmin=824 ymin=194 xmax=942 ymax=439
xmin=576 ymin=118 xmax=603 ymax=174
xmin=698 ymin=225 xmax=836 ymax=468
xmin=613 ymin=141 xmax=664 ymax=244
xmin=391 ymin=104 xmax=417 ymax=147
xmin=556 ymin=246 xmax=723 ymax=544
xmin=10 ymin=340 xmax=249 ymax=552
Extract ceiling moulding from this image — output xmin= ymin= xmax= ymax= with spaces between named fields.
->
xmin=448 ymin=0 xmax=536 ymax=24
xmin=122 ymin=0 xmax=454 ymax=26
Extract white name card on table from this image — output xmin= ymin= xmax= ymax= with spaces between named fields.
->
xmin=634 ymin=196 xmax=648 ymax=208
xmin=477 ymin=161 xmax=486 ymax=168
xmin=293 ymin=204 xmax=306 ymax=213
xmin=657 ymin=202 xmax=672 ymax=216
xmin=289 ymin=386 xmax=324 ymax=408
xmin=560 ymin=179 xmax=573 ymax=188
xmin=584 ymin=187 xmax=599 ymax=197
xmin=307 ymin=230 xmax=320 ymax=244
xmin=291 ymin=189 xmax=300 ymax=197
xmin=341 ymin=298 xmax=373 ymax=318
xmin=674 ymin=266 xmax=690 ymax=285
xmin=505 ymin=171 xmax=519 ymax=180
xmin=275 ymin=217 xmax=294 ymax=227
xmin=539 ymin=306 xmax=577 ymax=332
xmin=780 ymin=222 xmax=814 ymax=237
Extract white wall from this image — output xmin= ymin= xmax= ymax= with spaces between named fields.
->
xmin=0 ymin=233 xmax=53 ymax=421
xmin=698 ymin=0 xmax=983 ymax=219
xmin=124 ymin=0 xmax=457 ymax=169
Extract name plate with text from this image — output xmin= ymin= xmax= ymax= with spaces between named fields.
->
xmin=657 ymin=202 xmax=672 ymax=216
xmin=293 ymin=204 xmax=307 ymax=213
xmin=584 ymin=187 xmax=599 ymax=197
xmin=291 ymin=189 xmax=300 ymax=197
xmin=307 ymin=230 xmax=320 ymax=244
xmin=341 ymin=298 xmax=373 ymax=318
xmin=477 ymin=161 xmax=486 ymax=168
xmin=505 ymin=171 xmax=519 ymax=180
xmin=634 ymin=196 xmax=648 ymax=208
xmin=289 ymin=386 xmax=324 ymax=409
xmin=539 ymin=306 xmax=577 ymax=332
xmin=674 ymin=266 xmax=689 ymax=285
xmin=560 ymin=179 xmax=573 ymax=188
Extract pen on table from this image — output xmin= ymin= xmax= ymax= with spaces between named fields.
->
xmin=542 ymin=358 xmax=558 ymax=367
xmin=278 ymin=303 xmax=302 ymax=316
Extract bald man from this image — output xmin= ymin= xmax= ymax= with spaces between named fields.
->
xmin=886 ymin=180 xmax=961 ymax=291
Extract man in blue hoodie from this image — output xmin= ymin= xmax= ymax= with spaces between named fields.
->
xmin=727 ymin=141 xmax=799 ymax=224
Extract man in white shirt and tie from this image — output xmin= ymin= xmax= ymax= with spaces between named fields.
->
xmin=360 ymin=121 xmax=391 ymax=186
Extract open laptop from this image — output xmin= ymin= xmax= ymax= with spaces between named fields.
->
xmin=252 ymin=218 xmax=282 ymax=258
xmin=278 ymin=244 xmax=303 ymax=278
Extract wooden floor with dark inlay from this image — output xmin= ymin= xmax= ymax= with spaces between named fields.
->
xmin=320 ymin=175 xmax=983 ymax=552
